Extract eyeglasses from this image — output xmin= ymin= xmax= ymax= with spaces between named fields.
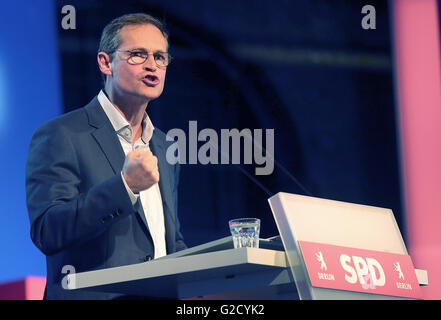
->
xmin=116 ymin=49 xmax=172 ymax=67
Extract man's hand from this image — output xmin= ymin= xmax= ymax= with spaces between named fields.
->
xmin=122 ymin=147 xmax=160 ymax=194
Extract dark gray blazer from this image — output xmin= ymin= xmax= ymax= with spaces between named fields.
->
xmin=25 ymin=97 xmax=186 ymax=300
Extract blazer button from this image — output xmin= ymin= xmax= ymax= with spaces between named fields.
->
xmin=144 ymin=255 xmax=153 ymax=262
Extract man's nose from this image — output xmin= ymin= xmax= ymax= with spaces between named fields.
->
xmin=143 ymin=54 xmax=156 ymax=70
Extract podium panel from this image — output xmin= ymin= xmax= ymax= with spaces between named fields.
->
xmin=268 ymin=192 xmax=426 ymax=299
xmin=67 ymin=237 xmax=298 ymax=299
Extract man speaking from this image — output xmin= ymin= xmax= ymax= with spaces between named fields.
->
xmin=25 ymin=13 xmax=187 ymax=300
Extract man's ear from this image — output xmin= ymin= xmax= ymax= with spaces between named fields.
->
xmin=97 ymin=52 xmax=112 ymax=77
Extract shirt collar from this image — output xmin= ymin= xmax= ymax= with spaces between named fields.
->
xmin=97 ymin=90 xmax=155 ymax=144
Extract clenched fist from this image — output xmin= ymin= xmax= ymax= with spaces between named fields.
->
xmin=122 ymin=147 xmax=159 ymax=194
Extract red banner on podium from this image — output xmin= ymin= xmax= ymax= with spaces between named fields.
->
xmin=299 ymin=241 xmax=422 ymax=299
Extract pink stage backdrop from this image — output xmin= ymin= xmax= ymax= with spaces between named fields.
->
xmin=0 ymin=276 xmax=46 ymax=300
xmin=391 ymin=0 xmax=441 ymax=299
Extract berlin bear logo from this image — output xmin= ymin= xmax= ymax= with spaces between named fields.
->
xmin=316 ymin=251 xmax=327 ymax=271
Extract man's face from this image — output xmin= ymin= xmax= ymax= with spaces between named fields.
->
xmin=109 ymin=24 xmax=168 ymax=102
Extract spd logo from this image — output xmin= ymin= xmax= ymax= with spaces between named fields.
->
xmin=340 ymin=254 xmax=385 ymax=288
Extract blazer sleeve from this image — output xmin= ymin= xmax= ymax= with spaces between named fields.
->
xmin=173 ymin=161 xmax=187 ymax=252
xmin=25 ymin=121 xmax=136 ymax=256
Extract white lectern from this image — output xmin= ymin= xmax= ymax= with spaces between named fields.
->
xmin=66 ymin=192 xmax=427 ymax=299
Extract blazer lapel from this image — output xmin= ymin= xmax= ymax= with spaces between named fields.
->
xmin=150 ymin=130 xmax=176 ymax=254
xmin=85 ymin=97 xmax=126 ymax=174
xmin=91 ymin=126 xmax=126 ymax=174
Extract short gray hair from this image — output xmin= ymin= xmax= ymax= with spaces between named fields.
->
xmin=98 ymin=13 xmax=169 ymax=55
xmin=98 ymin=13 xmax=169 ymax=83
